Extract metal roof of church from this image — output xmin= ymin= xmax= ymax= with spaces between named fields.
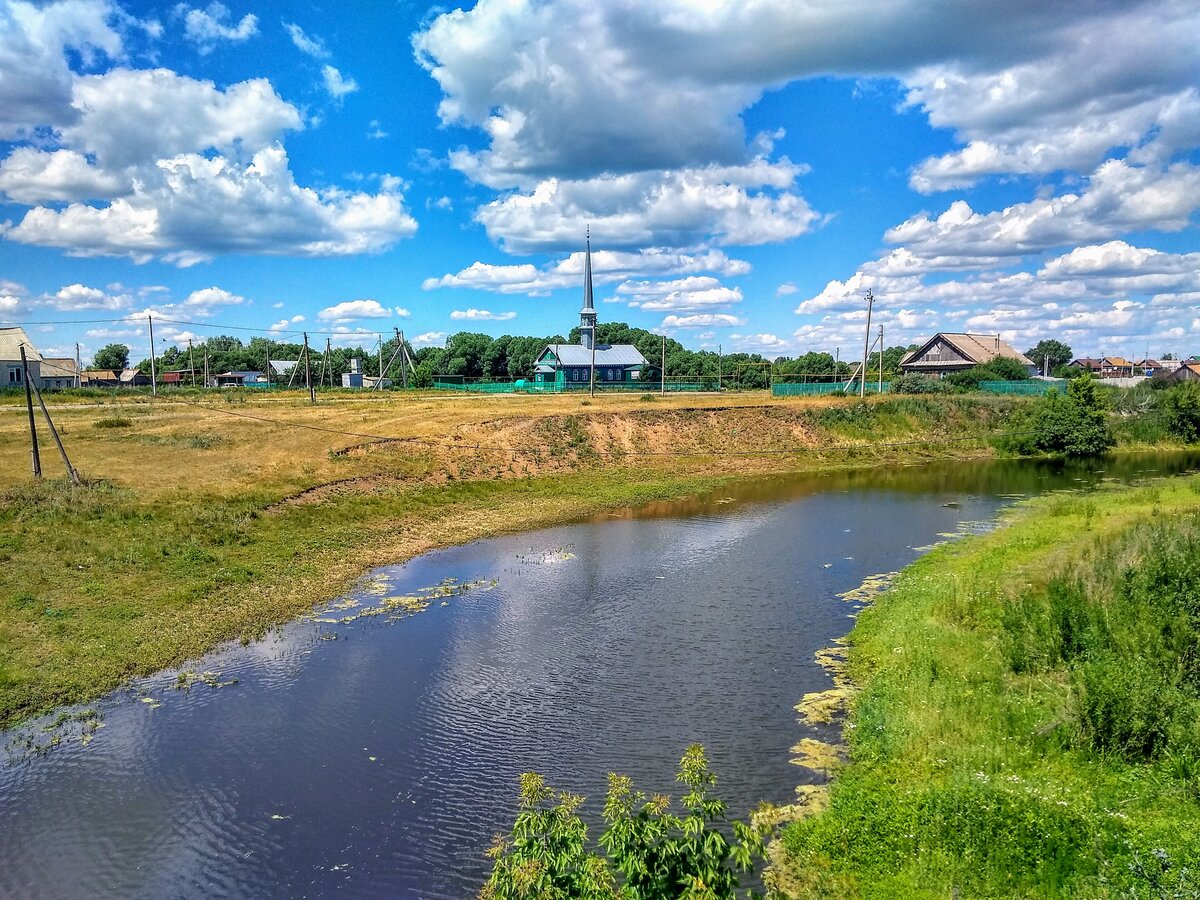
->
xmin=546 ymin=344 xmax=647 ymax=366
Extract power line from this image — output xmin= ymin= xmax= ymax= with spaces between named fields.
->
xmin=134 ymin=389 xmax=1036 ymax=460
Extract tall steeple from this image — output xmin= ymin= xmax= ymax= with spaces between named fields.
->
xmin=579 ymin=226 xmax=597 ymax=351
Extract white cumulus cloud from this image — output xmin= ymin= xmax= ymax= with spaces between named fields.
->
xmin=318 ymin=299 xmax=395 ymax=321
xmin=450 ymin=308 xmax=517 ymax=321
xmin=177 ymin=2 xmax=258 ymax=52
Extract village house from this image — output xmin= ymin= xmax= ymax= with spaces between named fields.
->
xmin=0 ymin=326 xmax=41 ymax=388
xmin=1068 ymin=358 xmax=1103 ymax=375
xmin=1099 ymin=356 xmax=1135 ymax=378
xmin=40 ymin=357 xmax=79 ymax=389
xmin=899 ymin=333 xmax=1034 ymax=378
xmin=1136 ymin=358 xmax=1164 ymax=376
xmin=211 ymin=370 xmax=262 ymax=387
xmin=81 ymin=369 xmax=120 ymax=387
xmin=533 ymin=236 xmax=647 ymax=388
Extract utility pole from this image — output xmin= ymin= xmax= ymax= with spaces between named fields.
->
xmin=31 ymin=377 xmax=80 ymax=485
xmin=74 ymin=342 xmax=81 ymax=388
xmin=378 ymin=334 xmax=383 ymax=382
xmin=717 ymin=344 xmax=722 ymax=392
xmin=188 ymin=339 xmax=196 ymax=387
xmin=20 ymin=346 xmax=41 ymax=479
xmin=264 ymin=340 xmax=271 ymax=390
xmin=395 ymin=328 xmax=408 ymax=390
xmin=203 ymin=347 xmax=209 ymax=389
xmin=661 ymin=334 xmax=666 ymax=396
xmin=303 ymin=332 xmax=315 ymax=403
xmin=147 ymin=315 xmax=157 ymax=396
xmin=326 ymin=338 xmax=333 ymax=388
xmin=589 ymin=328 xmax=597 ymax=397
xmin=859 ymin=289 xmax=874 ymax=398
xmin=878 ymin=324 xmax=884 ymax=394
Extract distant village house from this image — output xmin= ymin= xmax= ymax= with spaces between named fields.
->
xmin=899 ymin=333 xmax=1034 ymax=378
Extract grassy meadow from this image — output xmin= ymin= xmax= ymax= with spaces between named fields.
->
xmin=0 ymin=388 xmax=1025 ymax=729
xmin=776 ymin=476 xmax=1200 ymax=898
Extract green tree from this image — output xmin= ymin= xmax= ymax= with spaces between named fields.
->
xmin=1006 ymin=375 xmax=1114 ymax=456
xmin=1025 ymin=339 xmax=1073 ymax=374
xmin=1160 ymin=382 xmax=1200 ymax=442
xmin=93 ymin=343 xmax=129 ymax=370
xmin=483 ymin=745 xmax=770 ymax=900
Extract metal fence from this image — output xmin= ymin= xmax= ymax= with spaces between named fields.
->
xmin=772 ymin=382 xmax=889 ymax=397
xmin=977 ymin=379 xmax=1067 ymax=394
xmin=431 ymin=378 xmax=718 ymax=394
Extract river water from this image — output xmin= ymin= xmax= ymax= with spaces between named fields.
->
xmin=3 ymin=454 xmax=1198 ymax=898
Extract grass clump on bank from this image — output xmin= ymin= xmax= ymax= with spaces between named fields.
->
xmin=778 ymin=477 xmax=1200 ymax=898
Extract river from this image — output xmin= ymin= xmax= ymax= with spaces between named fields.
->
xmin=3 ymin=453 xmax=1198 ymax=898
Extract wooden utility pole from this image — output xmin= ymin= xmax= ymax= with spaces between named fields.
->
xmin=31 ymin=377 xmax=80 ymax=484
xmin=74 ymin=343 xmax=81 ymax=388
xmin=203 ymin=348 xmax=209 ymax=388
xmin=147 ymin=315 xmax=157 ymax=396
xmin=717 ymin=344 xmax=722 ymax=392
xmin=395 ymin=328 xmax=408 ymax=390
xmin=325 ymin=338 xmax=333 ymax=388
xmin=303 ymin=333 xmax=315 ymax=403
xmin=378 ymin=334 xmax=383 ymax=382
xmin=878 ymin=324 xmax=884 ymax=394
xmin=20 ymin=346 xmax=41 ymax=479
xmin=859 ymin=289 xmax=874 ymax=398
xmin=264 ymin=340 xmax=271 ymax=390
xmin=661 ymin=334 xmax=666 ymax=396
xmin=188 ymin=339 xmax=196 ymax=387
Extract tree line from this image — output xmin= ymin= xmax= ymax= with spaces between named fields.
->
xmin=94 ymin=322 xmax=924 ymax=390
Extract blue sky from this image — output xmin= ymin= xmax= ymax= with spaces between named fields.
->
xmin=1 ymin=0 xmax=1198 ymax=364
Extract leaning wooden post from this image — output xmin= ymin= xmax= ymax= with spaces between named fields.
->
xmin=147 ymin=315 xmax=157 ymax=396
xmin=20 ymin=346 xmax=41 ymax=479
xmin=31 ymin=377 xmax=80 ymax=484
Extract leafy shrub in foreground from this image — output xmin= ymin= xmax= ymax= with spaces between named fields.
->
xmin=999 ymin=376 xmax=1113 ymax=457
xmin=482 ymin=745 xmax=769 ymax=899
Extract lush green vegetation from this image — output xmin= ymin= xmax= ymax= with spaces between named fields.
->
xmin=1000 ymin=376 xmax=1115 ymax=456
xmin=483 ymin=745 xmax=769 ymax=899
xmin=778 ymin=477 xmax=1200 ymax=898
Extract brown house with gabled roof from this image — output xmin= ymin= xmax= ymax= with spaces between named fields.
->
xmin=899 ymin=333 xmax=1034 ymax=378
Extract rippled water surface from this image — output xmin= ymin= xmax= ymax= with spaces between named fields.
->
xmin=3 ymin=454 xmax=1198 ymax=898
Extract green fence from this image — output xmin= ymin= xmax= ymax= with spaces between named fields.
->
xmin=977 ymin=379 xmax=1067 ymax=394
xmin=772 ymin=382 xmax=888 ymax=397
xmin=432 ymin=378 xmax=718 ymax=394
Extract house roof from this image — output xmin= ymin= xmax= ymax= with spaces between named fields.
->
xmin=0 ymin=326 xmax=41 ymax=362
xmin=41 ymin=357 xmax=78 ymax=377
xmin=543 ymin=343 xmax=647 ymax=367
xmin=82 ymin=369 xmax=119 ymax=380
xmin=1136 ymin=358 xmax=1162 ymax=368
xmin=119 ymin=368 xmax=146 ymax=382
xmin=1101 ymin=356 xmax=1132 ymax=367
xmin=900 ymin=333 xmax=1032 ymax=368
xmin=269 ymin=359 xmax=298 ymax=374
xmin=1070 ymin=358 xmax=1102 ymax=368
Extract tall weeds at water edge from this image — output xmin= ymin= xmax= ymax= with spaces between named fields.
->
xmin=1001 ymin=516 xmax=1200 ymax=761
xmin=780 ymin=480 xmax=1200 ymax=899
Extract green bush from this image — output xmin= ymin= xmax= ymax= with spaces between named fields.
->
xmin=1000 ymin=376 xmax=1113 ymax=456
xmin=889 ymin=373 xmax=951 ymax=395
xmin=1160 ymin=382 xmax=1200 ymax=442
xmin=481 ymin=745 xmax=768 ymax=899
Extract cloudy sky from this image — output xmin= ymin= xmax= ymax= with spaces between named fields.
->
xmin=1 ymin=0 xmax=1198 ymax=363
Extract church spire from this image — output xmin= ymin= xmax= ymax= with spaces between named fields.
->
xmin=583 ymin=225 xmax=594 ymax=311
xmin=579 ymin=226 xmax=597 ymax=350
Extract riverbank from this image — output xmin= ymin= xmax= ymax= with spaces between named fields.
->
xmin=0 ymin=390 xmax=1033 ymax=730
xmin=775 ymin=473 xmax=1200 ymax=897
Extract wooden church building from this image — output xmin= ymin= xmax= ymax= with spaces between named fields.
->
xmin=533 ymin=236 xmax=647 ymax=388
